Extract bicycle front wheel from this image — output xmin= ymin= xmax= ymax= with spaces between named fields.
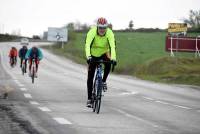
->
xmin=92 ymin=77 xmax=98 ymax=112
xmin=96 ymin=79 xmax=103 ymax=114
xmin=32 ymin=68 xmax=34 ymax=83
xmin=96 ymin=96 xmax=102 ymax=114
xmin=22 ymin=65 xmax=25 ymax=75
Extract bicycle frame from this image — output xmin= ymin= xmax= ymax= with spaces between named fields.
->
xmin=96 ymin=64 xmax=103 ymax=98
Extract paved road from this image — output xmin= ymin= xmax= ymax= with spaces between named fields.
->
xmin=0 ymin=42 xmax=200 ymax=134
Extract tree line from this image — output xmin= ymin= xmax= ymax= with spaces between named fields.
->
xmin=65 ymin=9 xmax=200 ymax=33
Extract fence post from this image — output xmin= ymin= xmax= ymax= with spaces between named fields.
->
xmin=195 ymin=37 xmax=200 ymax=58
xmin=170 ymin=37 xmax=174 ymax=57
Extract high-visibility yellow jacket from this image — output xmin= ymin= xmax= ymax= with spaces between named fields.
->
xmin=85 ymin=26 xmax=116 ymax=60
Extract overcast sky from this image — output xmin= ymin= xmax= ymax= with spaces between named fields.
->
xmin=0 ymin=0 xmax=199 ymax=37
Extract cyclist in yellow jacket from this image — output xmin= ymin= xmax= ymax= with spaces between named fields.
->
xmin=85 ymin=17 xmax=117 ymax=107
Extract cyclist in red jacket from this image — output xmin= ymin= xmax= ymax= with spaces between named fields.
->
xmin=9 ymin=47 xmax=18 ymax=66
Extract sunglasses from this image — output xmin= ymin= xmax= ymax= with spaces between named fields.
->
xmin=98 ymin=26 xmax=107 ymax=29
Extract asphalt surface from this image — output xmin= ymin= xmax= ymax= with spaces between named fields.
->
xmin=0 ymin=42 xmax=200 ymax=134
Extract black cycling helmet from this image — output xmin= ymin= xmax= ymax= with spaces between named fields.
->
xmin=23 ymin=45 xmax=27 ymax=49
xmin=32 ymin=46 xmax=37 ymax=52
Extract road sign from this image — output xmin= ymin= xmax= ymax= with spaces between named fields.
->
xmin=47 ymin=27 xmax=68 ymax=42
xmin=168 ymin=23 xmax=187 ymax=33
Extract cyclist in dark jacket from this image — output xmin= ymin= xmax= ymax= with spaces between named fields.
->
xmin=18 ymin=45 xmax=28 ymax=72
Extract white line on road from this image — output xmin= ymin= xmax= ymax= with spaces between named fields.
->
xmin=29 ymin=101 xmax=39 ymax=105
xmin=143 ymin=97 xmax=192 ymax=110
xmin=155 ymin=101 xmax=169 ymax=105
xmin=172 ymin=104 xmax=192 ymax=110
xmin=14 ymin=80 xmax=19 ymax=83
xmin=143 ymin=97 xmax=154 ymax=101
xmin=14 ymin=81 xmax=24 ymax=87
xmin=17 ymin=83 xmax=25 ymax=87
xmin=53 ymin=118 xmax=72 ymax=125
xmin=20 ymin=88 xmax=27 ymax=91
xmin=110 ymin=86 xmax=121 ymax=90
xmin=12 ymin=76 xmax=17 ymax=79
xmin=113 ymin=108 xmax=158 ymax=128
xmin=24 ymin=93 xmax=32 ymax=98
xmin=120 ymin=91 xmax=138 ymax=96
xmin=38 ymin=107 xmax=51 ymax=112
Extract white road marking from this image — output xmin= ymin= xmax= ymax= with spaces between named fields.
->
xmin=17 ymin=83 xmax=25 ymax=87
xmin=20 ymin=88 xmax=27 ymax=91
xmin=120 ymin=91 xmax=138 ymax=96
xmin=24 ymin=93 xmax=32 ymax=98
xmin=53 ymin=118 xmax=72 ymax=125
xmin=111 ymin=86 xmax=121 ymax=90
xmin=155 ymin=101 xmax=169 ymax=105
xmin=144 ymin=97 xmax=192 ymax=110
xmin=113 ymin=108 xmax=158 ymax=128
xmin=38 ymin=107 xmax=51 ymax=112
xmin=14 ymin=81 xmax=24 ymax=87
xmin=143 ymin=97 xmax=154 ymax=101
xmin=14 ymin=80 xmax=19 ymax=83
xmin=12 ymin=76 xmax=17 ymax=79
xmin=29 ymin=101 xmax=39 ymax=105
xmin=172 ymin=104 xmax=192 ymax=110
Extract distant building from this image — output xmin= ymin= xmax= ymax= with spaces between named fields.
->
xmin=43 ymin=31 xmax=48 ymax=40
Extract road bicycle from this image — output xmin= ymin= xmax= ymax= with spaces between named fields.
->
xmin=21 ymin=59 xmax=26 ymax=75
xmin=30 ymin=59 xmax=36 ymax=84
xmin=91 ymin=60 xmax=115 ymax=114
xmin=10 ymin=57 xmax=17 ymax=68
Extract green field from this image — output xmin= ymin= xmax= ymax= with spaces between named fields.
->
xmin=43 ymin=31 xmax=200 ymax=86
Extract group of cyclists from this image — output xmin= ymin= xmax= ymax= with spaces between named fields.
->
xmin=8 ymin=17 xmax=117 ymax=108
xmin=9 ymin=45 xmax=43 ymax=77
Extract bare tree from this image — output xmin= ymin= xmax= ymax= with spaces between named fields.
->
xmin=129 ymin=20 xmax=134 ymax=30
xmin=81 ymin=23 xmax=90 ymax=31
xmin=67 ymin=22 xmax=75 ymax=30
xmin=183 ymin=10 xmax=200 ymax=28
xmin=74 ymin=21 xmax=81 ymax=30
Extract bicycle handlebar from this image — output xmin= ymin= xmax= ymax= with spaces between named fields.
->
xmin=90 ymin=59 xmax=116 ymax=72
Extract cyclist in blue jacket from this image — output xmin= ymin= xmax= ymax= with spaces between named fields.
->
xmin=25 ymin=46 xmax=43 ymax=77
xmin=18 ymin=45 xmax=28 ymax=72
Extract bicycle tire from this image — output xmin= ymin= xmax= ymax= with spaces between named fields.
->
xmin=96 ymin=97 xmax=101 ymax=114
xmin=32 ymin=67 xmax=34 ymax=83
xmin=92 ymin=77 xmax=98 ymax=112
xmin=96 ymin=78 xmax=102 ymax=114
xmin=11 ymin=58 xmax=14 ymax=67
xmin=22 ymin=65 xmax=25 ymax=75
xmin=92 ymin=94 xmax=96 ymax=112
